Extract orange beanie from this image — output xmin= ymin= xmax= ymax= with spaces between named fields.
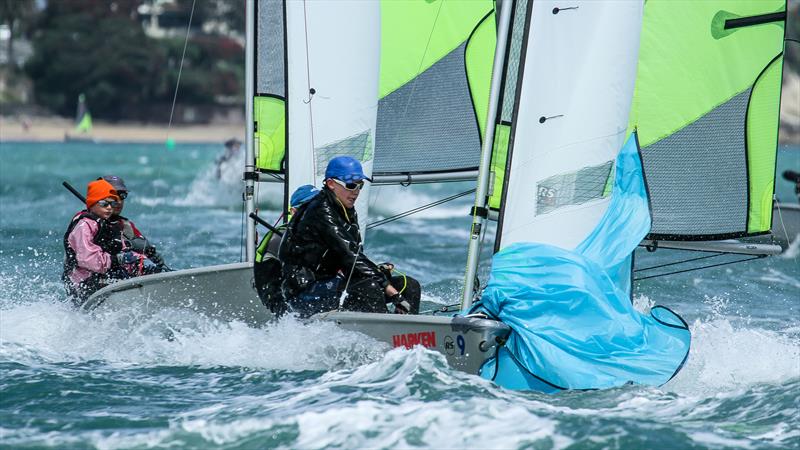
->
xmin=85 ymin=179 xmax=120 ymax=208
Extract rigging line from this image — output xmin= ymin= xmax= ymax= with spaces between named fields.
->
xmin=389 ymin=0 xmax=445 ymax=147
xmin=774 ymin=197 xmax=790 ymax=244
xmin=153 ymin=0 xmax=196 ymax=206
xmin=301 ymin=0 xmax=317 ymax=173
xmin=366 ymin=188 xmax=476 ymax=230
xmin=634 ymin=253 xmax=724 ymax=273
xmin=633 ymin=255 xmax=764 ymax=281
xmin=166 ymin=0 xmax=196 ymax=140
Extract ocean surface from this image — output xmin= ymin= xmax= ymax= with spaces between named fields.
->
xmin=1 ymin=141 xmax=798 ymax=449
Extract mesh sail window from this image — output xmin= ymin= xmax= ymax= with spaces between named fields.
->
xmin=374 ymin=0 xmax=495 ymax=177
xmin=254 ymin=0 xmax=286 ymax=173
xmin=629 ymin=0 xmax=786 ymax=240
xmin=314 ymin=131 xmax=373 ymax=181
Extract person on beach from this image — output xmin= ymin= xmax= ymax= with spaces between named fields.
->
xmin=62 ymin=180 xmax=141 ymax=303
xmin=254 ymin=184 xmax=320 ymax=316
xmin=278 ymin=156 xmax=421 ymax=318
xmin=99 ymin=175 xmax=170 ymax=272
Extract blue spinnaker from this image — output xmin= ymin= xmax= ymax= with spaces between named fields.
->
xmin=472 ymin=133 xmax=690 ymax=391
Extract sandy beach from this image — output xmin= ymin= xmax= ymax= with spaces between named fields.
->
xmin=0 ymin=116 xmax=245 ymax=144
xmin=2 ymin=75 xmax=799 ymax=145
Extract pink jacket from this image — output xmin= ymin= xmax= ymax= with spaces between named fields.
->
xmin=66 ymin=213 xmax=148 ymax=287
xmin=67 ymin=218 xmax=113 ymax=285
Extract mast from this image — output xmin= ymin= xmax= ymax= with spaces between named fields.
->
xmin=244 ymin=0 xmax=256 ymax=262
xmin=461 ymin=0 xmax=513 ymax=310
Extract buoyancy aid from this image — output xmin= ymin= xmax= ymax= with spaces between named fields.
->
xmin=254 ymin=223 xmax=288 ymax=316
xmin=62 ymin=210 xmax=125 ymax=299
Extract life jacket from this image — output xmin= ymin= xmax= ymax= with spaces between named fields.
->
xmin=254 ymin=223 xmax=288 ymax=316
xmin=62 ymin=210 xmax=124 ymax=298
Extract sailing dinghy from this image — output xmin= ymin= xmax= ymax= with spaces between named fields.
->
xmin=84 ymin=0 xmax=787 ymax=393
xmin=82 ymin=0 xmax=382 ymax=324
xmin=322 ymin=0 xmax=787 ymax=391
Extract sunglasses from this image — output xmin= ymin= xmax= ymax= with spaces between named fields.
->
xmin=331 ymin=178 xmax=364 ymax=191
xmin=96 ymin=200 xmax=122 ymax=208
xmin=117 ymin=191 xmax=128 ymax=200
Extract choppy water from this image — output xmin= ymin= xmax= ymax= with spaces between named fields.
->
xmin=1 ymin=142 xmax=798 ymax=449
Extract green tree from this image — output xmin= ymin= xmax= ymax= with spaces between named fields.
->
xmin=0 ymin=0 xmax=36 ymax=70
xmin=25 ymin=2 xmax=165 ymax=119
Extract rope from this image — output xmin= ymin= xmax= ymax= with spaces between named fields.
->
xmin=166 ymin=0 xmax=196 ymax=140
xmin=152 ymin=0 xmax=195 ymax=209
xmin=366 ymin=188 xmax=475 ymax=230
xmin=386 ymin=0 xmax=445 ymax=148
xmin=301 ymin=0 xmax=317 ymax=173
xmin=634 ymin=253 xmax=724 ymax=273
xmin=773 ymin=197 xmax=792 ymax=244
xmin=420 ymin=302 xmax=461 ymax=315
xmin=634 ymin=255 xmax=764 ymax=281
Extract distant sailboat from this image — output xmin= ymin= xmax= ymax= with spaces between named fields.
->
xmin=64 ymin=93 xmax=95 ymax=142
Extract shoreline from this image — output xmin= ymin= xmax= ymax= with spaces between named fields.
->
xmin=0 ymin=116 xmax=245 ymax=144
xmin=1 ymin=114 xmax=798 ymax=146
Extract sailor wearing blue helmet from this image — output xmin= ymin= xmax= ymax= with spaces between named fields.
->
xmin=254 ymin=184 xmax=321 ymax=316
xmin=277 ymin=156 xmax=421 ymax=318
xmin=290 ymin=184 xmax=321 ymax=209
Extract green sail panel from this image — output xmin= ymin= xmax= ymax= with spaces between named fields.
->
xmin=374 ymin=0 xmax=495 ymax=176
xmin=488 ymin=123 xmax=510 ymax=210
xmin=629 ymin=0 xmax=785 ymax=239
xmin=488 ymin=0 xmax=530 ymax=210
xmin=254 ymin=0 xmax=286 ymax=173
xmin=747 ymin=55 xmax=784 ymax=233
xmin=254 ymin=96 xmax=285 ymax=172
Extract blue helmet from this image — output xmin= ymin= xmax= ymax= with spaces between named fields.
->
xmin=324 ymin=156 xmax=372 ymax=183
xmin=290 ymin=184 xmax=320 ymax=208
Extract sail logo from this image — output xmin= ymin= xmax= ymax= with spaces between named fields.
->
xmin=392 ymin=331 xmax=437 ymax=349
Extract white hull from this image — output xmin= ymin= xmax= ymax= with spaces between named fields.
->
xmin=85 ymin=266 xmax=507 ymax=375
xmin=772 ymin=203 xmax=800 ymax=245
xmin=82 ymin=262 xmax=270 ymax=326
xmin=315 ymin=311 xmax=510 ymax=375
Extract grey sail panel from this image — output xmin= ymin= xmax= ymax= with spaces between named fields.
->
xmin=642 ymin=89 xmax=750 ymax=237
xmin=374 ymin=43 xmax=481 ymax=175
xmin=256 ymin=0 xmax=284 ymax=97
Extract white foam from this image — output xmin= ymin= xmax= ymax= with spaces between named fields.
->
xmin=665 ymin=317 xmax=800 ymax=395
xmin=0 ymin=301 xmax=386 ymax=371
xmin=171 ymin=348 xmax=574 ymax=449
xmin=780 ymin=234 xmax=800 ymax=258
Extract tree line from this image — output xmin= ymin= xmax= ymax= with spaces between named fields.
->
xmin=3 ymin=0 xmax=244 ymax=122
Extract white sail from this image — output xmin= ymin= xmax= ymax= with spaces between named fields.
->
xmin=285 ymin=0 xmax=380 ymax=228
xmin=495 ymin=1 xmax=643 ymax=251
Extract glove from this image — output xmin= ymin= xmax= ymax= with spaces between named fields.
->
xmin=115 ymin=251 xmax=139 ymax=266
xmin=378 ymin=262 xmax=394 ymax=279
xmin=388 ymin=293 xmax=411 ymax=314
